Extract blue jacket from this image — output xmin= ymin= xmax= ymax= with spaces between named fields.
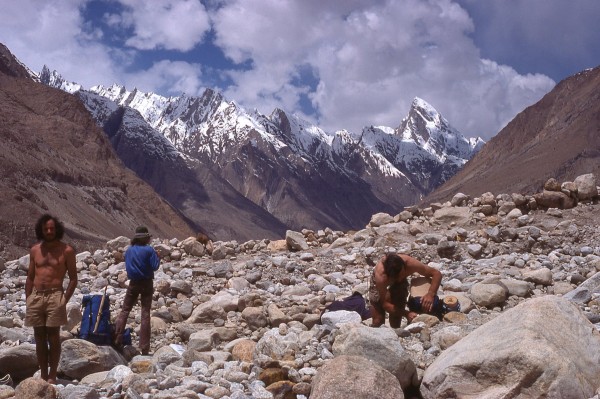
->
xmin=124 ymin=244 xmax=160 ymax=280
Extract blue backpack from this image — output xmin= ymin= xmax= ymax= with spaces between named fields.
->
xmin=79 ymin=294 xmax=113 ymax=345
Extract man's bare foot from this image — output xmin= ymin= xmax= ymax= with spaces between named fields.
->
xmin=407 ymin=311 xmax=419 ymax=324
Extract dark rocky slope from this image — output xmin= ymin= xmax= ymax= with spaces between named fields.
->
xmin=424 ymin=66 xmax=600 ymax=204
xmin=0 ymin=44 xmax=195 ymax=259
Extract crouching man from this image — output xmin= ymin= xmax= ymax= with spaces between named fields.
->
xmin=369 ymin=253 xmax=441 ymax=327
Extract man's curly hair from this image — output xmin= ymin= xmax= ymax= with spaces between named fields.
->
xmin=35 ymin=214 xmax=65 ymax=241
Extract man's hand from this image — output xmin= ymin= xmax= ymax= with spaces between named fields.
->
xmin=420 ymin=292 xmax=435 ymax=313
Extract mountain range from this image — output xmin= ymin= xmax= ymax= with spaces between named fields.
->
xmin=39 ymin=65 xmax=483 ymax=240
xmin=3 ymin=39 xmax=596 ymax=261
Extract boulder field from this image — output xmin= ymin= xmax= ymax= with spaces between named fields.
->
xmin=0 ymin=174 xmax=599 ymax=398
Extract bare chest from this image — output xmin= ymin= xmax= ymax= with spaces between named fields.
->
xmin=33 ymin=247 xmax=66 ymax=271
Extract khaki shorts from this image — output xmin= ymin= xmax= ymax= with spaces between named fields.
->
xmin=25 ymin=288 xmax=67 ymax=328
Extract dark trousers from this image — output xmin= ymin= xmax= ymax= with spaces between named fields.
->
xmin=114 ymin=279 xmax=153 ymax=353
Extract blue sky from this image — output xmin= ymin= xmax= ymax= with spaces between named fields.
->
xmin=1 ymin=0 xmax=599 ymax=140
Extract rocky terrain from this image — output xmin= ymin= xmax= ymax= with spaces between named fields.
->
xmin=0 ymin=173 xmax=599 ymax=398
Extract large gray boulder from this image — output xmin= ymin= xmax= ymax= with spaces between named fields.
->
xmin=500 ymin=278 xmax=532 ymax=298
xmin=285 ymin=230 xmax=308 ymax=251
xmin=181 ymin=236 xmax=205 ymax=257
xmin=59 ymin=384 xmax=100 ymax=399
xmin=469 ymin=282 xmax=507 ymax=307
xmin=311 ymin=355 xmax=405 ymax=399
xmin=0 ymin=344 xmax=38 ymax=381
xmin=433 ymin=206 xmax=472 ymax=225
xmin=254 ymin=327 xmax=312 ymax=361
xmin=421 ymin=296 xmax=600 ymax=399
xmin=0 ymin=326 xmax=29 ymax=343
xmin=187 ymin=301 xmax=227 ymax=323
xmin=58 ymin=339 xmax=126 ymax=380
xmin=369 ymin=212 xmax=394 ymax=227
xmin=533 ymin=190 xmax=576 ymax=209
xmin=332 ymin=324 xmax=418 ymax=390
xmin=574 ymin=173 xmax=598 ymax=200
xmin=105 ymin=236 xmax=129 ymax=252
xmin=321 ymin=310 xmax=362 ymax=328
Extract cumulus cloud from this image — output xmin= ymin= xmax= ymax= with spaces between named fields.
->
xmin=4 ymin=0 xmax=594 ymax=141
xmin=116 ymin=0 xmax=211 ymax=51
xmin=211 ymin=0 xmax=555 ymax=139
xmin=122 ymin=60 xmax=205 ymax=96
xmin=0 ymin=0 xmax=126 ymax=88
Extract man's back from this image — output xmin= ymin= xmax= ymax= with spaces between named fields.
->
xmin=125 ymin=244 xmax=159 ymax=280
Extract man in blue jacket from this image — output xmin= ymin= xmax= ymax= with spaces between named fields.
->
xmin=113 ymin=226 xmax=160 ymax=355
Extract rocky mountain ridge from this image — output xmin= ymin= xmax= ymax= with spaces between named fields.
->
xmin=0 ymin=173 xmax=599 ymax=398
xmin=40 ymin=66 xmax=483 ymax=235
xmin=424 ymin=65 xmax=600 ymax=204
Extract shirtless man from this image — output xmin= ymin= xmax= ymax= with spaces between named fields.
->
xmin=369 ymin=252 xmax=441 ymax=327
xmin=25 ymin=214 xmax=77 ymax=383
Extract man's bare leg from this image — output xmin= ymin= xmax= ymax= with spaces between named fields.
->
xmin=370 ymin=304 xmax=385 ymax=327
xmin=389 ymin=312 xmax=401 ymax=328
xmin=46 ymin=327 xmax=61 ymax=384
xmin=33 ymin=327 xmax=49 ymax=381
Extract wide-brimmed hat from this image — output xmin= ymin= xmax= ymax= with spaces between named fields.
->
xmin=133 ymin=226 xmax=151 ymax=239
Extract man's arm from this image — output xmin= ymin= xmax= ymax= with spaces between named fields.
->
xmin=25 ymin=249 xmax=36 ymax=298
xmin=150 ymin=247 xmax=160 ymax=272
xmin=374 ymin=259 xmax=396 ymax=314
xmin=403 ymin=255 xmax=442 ymax=313
xmin=64 ymin=245 xmax=77 ymax=303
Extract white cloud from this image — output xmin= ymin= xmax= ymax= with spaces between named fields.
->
xmin=0 ymin=0 xmax=566 ymax=141
xmin=122 ymin=60 xmax=205 ymax=96
xmin=0 ymin=0 xmax=209 ymax=94
xmin=0 ymin=0 xmax=126 ymax=89
xmin=211 ymin=0 xmax=555 ymax=139
xmin=117 ymin=0 xmax=211 ymax=51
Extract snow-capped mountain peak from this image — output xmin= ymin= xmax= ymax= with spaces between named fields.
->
xmin=39 ymin=66 xmax=82 ymax=93
xmin=40 ymin=67 xmax=485 ymax=232
xmin=399 ymin=96 xmax=480 ymax=161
